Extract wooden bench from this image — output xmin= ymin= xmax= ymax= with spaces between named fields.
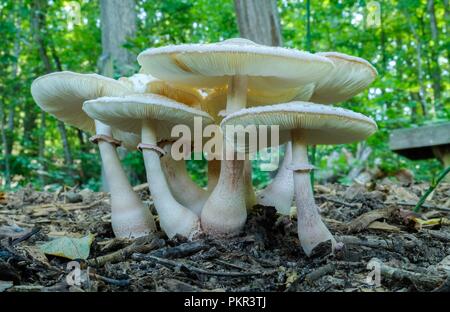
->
xmin=389 ymin=122 xmax=450 ymax=171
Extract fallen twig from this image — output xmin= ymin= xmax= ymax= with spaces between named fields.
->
xmin=89 ymin=272 xmax=130 ymax=287
xmin=87 ymin=234 xmax=165 ymax=267
xmin=346 ymin=207 xmax=397 ymax=233
xmin=387 ymin=201 xmax=450 ymax=212
xmin=132 ymin=253 xmax=271 ymax=277
xmin=369 ymin=258 xmax=446 ymax=290
xmin=337 ymin=235 xmax=420 ymax=251
xmin=150 ymin=241 xmax=207 ymax=259
xmin=316 ymin=195 xmax=360 ymax=208
xmin=305 ymin=263 xmax=336 ymax=283
xmin=10 ymin=227 xmax=41 ymax=246
xmin=421 ymin=229 xmax=450 ymax=242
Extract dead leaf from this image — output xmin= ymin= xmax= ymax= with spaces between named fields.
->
xmin=368 ymin=221 xmax=400 ymax=233
xmin=412 ymin=217 xmax=449 ymax=230
xmin=40 ymin=233 xmax=95 ymax=260
xmin=347 ymin=207 xmax=397 ymax=233
xmin=0 ymin=281 xmax=13 ymax=292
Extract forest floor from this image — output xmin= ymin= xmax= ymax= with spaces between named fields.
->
xmin=1 ymin=180 xmax=449 ymax=292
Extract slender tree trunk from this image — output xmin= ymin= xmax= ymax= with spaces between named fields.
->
xmin=99 ymin=0 xmax=137 ymax=190
xmin=6 ymin=108 xmax=14 ymax=154
xmin=99 ymin=0 xmax=137 ymax=77
xmin=427 ymin=0 xmax=442 ymax=111
xmin=0 ymin=99 xmax=11 ymax=188
xmin=406 ymin=13 xmax=427 ymax=116
xmin=233 ymin=0 xmax=283 ymax=46
xmin=31 ymin=0 xmax=74 ymax=175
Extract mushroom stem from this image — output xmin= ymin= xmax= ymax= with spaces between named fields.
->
xmin=207 ymin=159 xmax=220 ymax=191
xmin=141 ymin=120 xmax=199 ymax=239
xmin=201 ymin=75 xmax=248 ymax=235
xmin=244 ymin=159 xmax=256 ymax=210
xmin=201 ymin=159 xmax=247 ymax=234
xmin=161 ymin=145 xmax=208 ymax=216
xmin=94 ymin=120 xmax=155 ymax=238
xmin=291 ymin=129 xmax=336 ymax=256
xmin=257 ymin=141 xmax=294 ymax=215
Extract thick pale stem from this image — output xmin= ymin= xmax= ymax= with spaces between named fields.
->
xmin=94 ymin=120 xmax=155 ymax=238
xmin=226 ymin=75 xmax=248 ymax=114
xmin=207 ymin=159 xmax=221 ymax=191
xmin=201 ymin=75 xmax=248 ymax=235
xmin=201 ymin=159 xmax=246 ymax=234
xmin=141 ymin=120 xmax=199 ymax=239
xmin=291 ymin=129 xmax=336 ymax=256
xmin=257 ymin=141 xmax=294 ymax=215
xmin=161 ymin=147 xmax=208 ymax=216
xmin=244 ymin=159 xmax=256 ymax=210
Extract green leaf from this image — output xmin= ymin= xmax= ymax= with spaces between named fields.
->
xmin=40 ymin=234 xmax=95 ymax=260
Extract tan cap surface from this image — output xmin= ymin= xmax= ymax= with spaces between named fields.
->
xmin=31 ymin=71 xmax=140 ymax=149
xmin=83 ymin=94 xmax=214 ymax=141
xmin=310 ymin=52 xmax=377 ymax=104
xmin=221 ymin=102 xmax=377 ymax=146
xmin=137 ymin=38 xmax=334 ymax=90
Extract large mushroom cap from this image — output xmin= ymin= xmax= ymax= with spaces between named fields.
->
xmin=82 ymin=94 xmax=215 ymax=141
xmin=30 ymin=71 xmax=140 ymax=149
xmin=310 ymin=52 xmax=377 ymax=104
xmin=221 ymin=102 xmax=377 ymax=148
xmin=137 ymin=38 xmax=334 ymax=90
xmin=119 ymin=73 xmax=203 ymax=107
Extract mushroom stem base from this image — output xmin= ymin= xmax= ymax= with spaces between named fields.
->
xmin=141 ymin=121 xmax=199 ymax=239
xmin=94 ymin=120 xmax=155 ymax=238
xmin=257 ymin=141 xmax=294 ymax=215
xmin=201 ymin=159 xmax=246 ymax=235
xmin=292 ymin=130 xmax=336 ymax=256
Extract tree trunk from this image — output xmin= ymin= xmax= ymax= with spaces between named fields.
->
xmin=427 ymin=0 xmax=442 ymax=111
xmin=0 ymin=99 xmax=11 ymax=188
xmin=233 ymin=0 xmax=282 ymax=46
xmin=406 ymin=12 xmax=427 ymax=116
xmin=99 ymin=0 xmax=137 ymax=77
xmin=99 ymin=0 xmax=137 ymax=190
xmin=31 ymin=0 xmax=74 ymax=175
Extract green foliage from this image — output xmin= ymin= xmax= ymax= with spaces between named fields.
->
xmin=0 ymin=0 xmax=448 ymax=191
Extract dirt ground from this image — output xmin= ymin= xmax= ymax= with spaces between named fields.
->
xmin=1 ymin=180 xmax=449 ymax=292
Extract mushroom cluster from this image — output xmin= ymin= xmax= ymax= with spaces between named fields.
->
xmin=31 ymin=38 xmax=377 ymax=256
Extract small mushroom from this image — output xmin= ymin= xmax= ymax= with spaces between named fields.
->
xmin=138 ymin=38 xmax=335 ymax=235
xmin=122 ymin=74 xmax=209 ymax=215
xmin=222 ymin=102 xmax=377 ymax=256
xmin=83 ymin=94 xmax=214 ymax=239
xmin=258 ymin=52 xmax=377 ymax=215
xmin=31 ymin=71 xmax=156 ymax=238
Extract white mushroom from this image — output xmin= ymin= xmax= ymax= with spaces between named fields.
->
xmin=222 ymin=102 xmax=377 ymax=256
xmin=138 ymin=38 xmax=335 ymax=235
xmin=30 ymin=71 xmax=156 ymax=238
xmin=259 ymin=52 xmax=377 ymax=215
xmin=310 ymin=52 xmax=378 ymax=104
xmin=122 ymin=73 xmax=209 ymax=216
xmin=83 ymin=94 xmax=214 ymax=239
